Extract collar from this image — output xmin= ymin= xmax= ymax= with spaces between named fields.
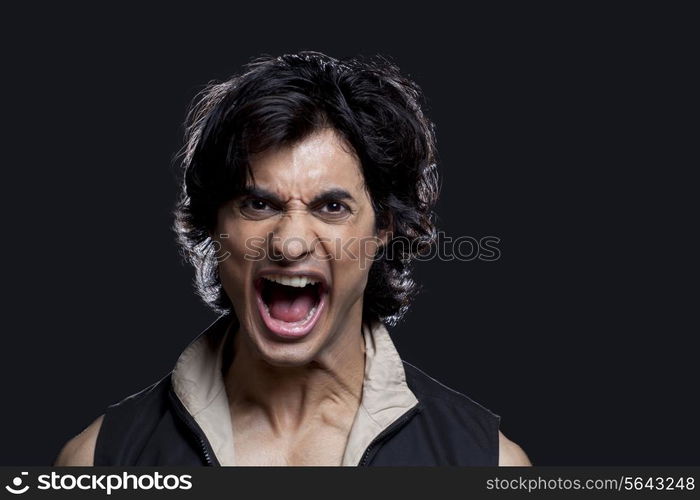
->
xmin=170 ymin=313 xmax=419 ymax=466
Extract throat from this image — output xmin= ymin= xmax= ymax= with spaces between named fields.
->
xmin=224 ymin=319 xmax=368 ymax=438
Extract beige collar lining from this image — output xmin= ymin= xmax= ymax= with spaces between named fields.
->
xmin=171 ymin=315 xmax=418 ymax=466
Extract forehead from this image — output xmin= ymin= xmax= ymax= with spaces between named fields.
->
xmin=247 ymin=128 xmax=366 ymax=197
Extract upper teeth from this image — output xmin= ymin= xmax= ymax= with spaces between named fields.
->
xmin=263 ymin=275 xmax=319 ymax=288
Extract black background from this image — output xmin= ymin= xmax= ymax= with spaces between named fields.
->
xmin=2 ymin=4 xmax=696 ymax=466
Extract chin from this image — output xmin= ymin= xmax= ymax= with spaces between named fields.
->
xmin=248 ymin=317 xmax=331 ymax=367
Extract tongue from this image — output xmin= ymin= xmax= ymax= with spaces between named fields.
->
xmin=268 ymin=285 xmax=317 ymax=323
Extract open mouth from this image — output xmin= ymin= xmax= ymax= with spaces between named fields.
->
xmin=254 ymin=273 xmax=327 ymax=339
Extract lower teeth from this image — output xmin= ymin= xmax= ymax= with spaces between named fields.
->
xmin=303 ymin=305 xmax=317 ymax=322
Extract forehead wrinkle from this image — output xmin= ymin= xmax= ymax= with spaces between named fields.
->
xmin=250 ymin=130 xmax=366 ymax=206
xmin=253 ymin=172 xmax=327 ymax=206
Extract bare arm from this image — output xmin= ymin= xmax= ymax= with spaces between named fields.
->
xmin=53 ymin=414 xmax=105 ymax=466
xmin=498 ymin=430 xmax=532 ymax=466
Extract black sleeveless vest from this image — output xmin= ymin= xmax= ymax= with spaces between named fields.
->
xmin=94 ymin=317 xmax=501 ymax=466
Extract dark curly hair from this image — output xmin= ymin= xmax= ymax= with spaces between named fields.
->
xmin=172 ymin=51 xmax=440 ymax=326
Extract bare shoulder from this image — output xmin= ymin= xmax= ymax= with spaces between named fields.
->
xmin=53 ymin=414 xmax=105 ymax=466
xmin=498 ymin=430 xmax=532 ymax=466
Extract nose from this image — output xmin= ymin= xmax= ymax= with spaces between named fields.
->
xmin=268 ymin=212 xmax=315 ymax=263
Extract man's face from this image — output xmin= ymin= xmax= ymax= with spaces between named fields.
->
xmin=213 ymin=128 xmax=385 ymax=366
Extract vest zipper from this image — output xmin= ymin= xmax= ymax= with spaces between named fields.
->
xmin=358 ymin=402 xmax=422 ymax=466
xmin=168 ymin=384 xmax=218 ymax=466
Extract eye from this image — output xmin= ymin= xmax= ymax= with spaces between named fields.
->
xmin=250 ymin=199 xmax=268 ymax=210
xmin=317 ymin=200 xmax=351 ymax=219
xmin=239 ymin=198 xmax=277 ymax=219
xmin=324 ymin=201 xmax=345 ymax=212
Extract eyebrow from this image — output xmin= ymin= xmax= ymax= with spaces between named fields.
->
xmin=309 ymin=188 xmax=356 ymax=206
xmin=238 ymin=186 xmax=356 ymax=206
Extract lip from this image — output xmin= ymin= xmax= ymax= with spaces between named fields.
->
xmin=254 ymin=269 xmax=330 ymax=292
xmin=253 ymin=269 xmax=329 ymax=340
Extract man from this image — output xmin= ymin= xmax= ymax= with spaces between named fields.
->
xmin=54 ymin=51 xmax=531 ymax=466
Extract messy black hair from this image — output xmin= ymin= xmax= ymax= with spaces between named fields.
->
xmin=172 ymin=51 xmax=439 ymax=326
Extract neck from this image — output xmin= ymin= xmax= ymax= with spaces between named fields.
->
xmin=223 ymin=314 xmax=366 ymax=435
